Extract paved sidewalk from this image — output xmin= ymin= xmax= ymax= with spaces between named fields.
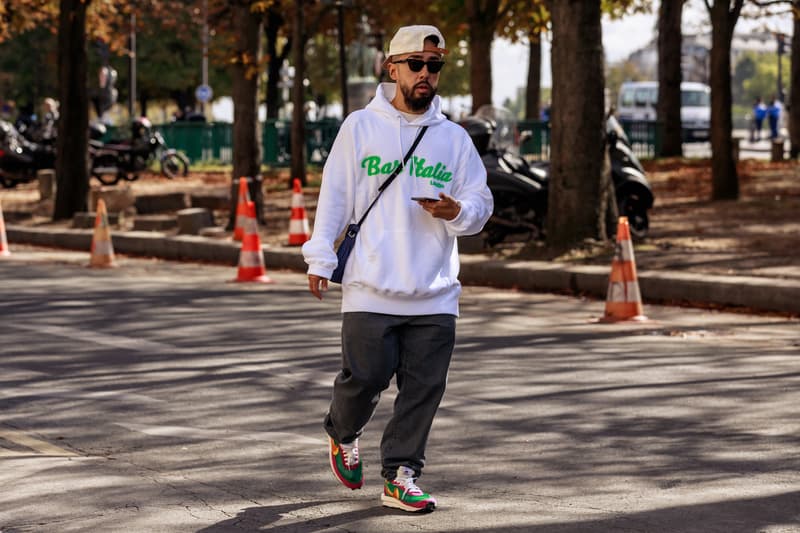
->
xmin=1 ymin=256 xmax=798 ymax=532
xmin=7 ymin=225 xmax=800 ymax=315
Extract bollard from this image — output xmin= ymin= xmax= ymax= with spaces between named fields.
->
xmin=771 ymin=138 xmax=785 ymax=162
xmin=731 ymin=137 xmax=742 ymax=161
xmin=37 ymin=169 xmax=56 ymax=201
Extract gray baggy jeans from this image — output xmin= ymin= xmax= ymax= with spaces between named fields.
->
xmin=323 ymin=312 xmax=456 ymax=480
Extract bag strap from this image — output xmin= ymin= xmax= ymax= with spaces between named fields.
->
xmin=354 ymin=125 xmax=428 ymax=227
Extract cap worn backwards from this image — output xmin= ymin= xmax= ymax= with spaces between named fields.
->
xmin=384 ymin=25 xmax=448 ymax=68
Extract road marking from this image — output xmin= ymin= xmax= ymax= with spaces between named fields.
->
xmin=0 ymin=429 xmax=77 ymax=457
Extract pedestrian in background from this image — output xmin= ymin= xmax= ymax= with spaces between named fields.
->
xmin=302 ymin=24 xmax=493 ymax=513
xmin=751 ymin=97 xmax=766 ymax=142
xmin=768 ymin=96 xmax=783 ymax=139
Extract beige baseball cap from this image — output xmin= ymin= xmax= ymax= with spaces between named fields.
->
xmin=384 ymin=25 xmax=448 ymax=68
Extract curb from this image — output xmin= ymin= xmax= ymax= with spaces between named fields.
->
xmin=7 ymin=225 xmax=800 ymax=315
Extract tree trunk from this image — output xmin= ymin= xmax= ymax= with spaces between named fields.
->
xmin=657 ymin=0 xmax=683 ymax=157
xmin=466 ymin=0 xmax=499 ymax=114
xmin=265 ymin=5 xmax=287 ymax=120
xmin=707 ymin=0 xmax=742 ymax=200
xmin=525 ymin=32 xmax=542 ymax=120
xmin=228 ymin=0 xmax=263 ymax=228
xmin=290 ymin=0 xmax=307 ymax=186
xmin=53 ymin=0 xmax=90 ymax=220
xmin=547 ymin=0 xmax=606 ymax=248
xmin=790 ymin=10 xmax=800 ymax=158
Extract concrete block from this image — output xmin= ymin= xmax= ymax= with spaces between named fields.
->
xmin=176 ymin=207 xmax=214 ymax=235
xmin=73 ymin=211 xmax=122 ymax=229
xmin=135 ymin=192 xmax=190 ymax=214
xmin=89 ymin=185 xmax=136 ymax=213
xmin=191 ymin=190 xmax=230 ymax=210
xmin=132 ymin=214 xmax=177 ymax=231
xmin=199 ymin=226 xmax=228 ymax=239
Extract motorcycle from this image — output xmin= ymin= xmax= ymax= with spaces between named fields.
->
xmin=461 ymin=106 xmax=653 ymax=247
xmin=89 ymin=117 xmax=190 ymax=185
xmin=0 ymin=119 xmax=56 ymax=189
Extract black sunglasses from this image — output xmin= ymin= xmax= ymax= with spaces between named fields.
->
xmin=392 ymin=58 xmax=445 ymax=73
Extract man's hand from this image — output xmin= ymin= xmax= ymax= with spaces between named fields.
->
xmin=416 ymin=192 xmax=461 ymax=220
xmin=308 ymin=274 xmax=328 ymax=300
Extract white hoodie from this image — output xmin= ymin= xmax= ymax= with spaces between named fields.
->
xmin=302 ymin=83 xmax=493 ymax=316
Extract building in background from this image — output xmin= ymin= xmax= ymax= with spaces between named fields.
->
xmin=626 ymin=31 xmax=783 ymax=84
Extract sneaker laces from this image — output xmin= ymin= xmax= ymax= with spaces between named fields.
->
xmin=340 ymin=440 xmax=359 ymax=468
xmin=394 ymin=467 xmax=423 ymax=497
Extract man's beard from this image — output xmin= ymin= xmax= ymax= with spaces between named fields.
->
xmin=401 ymin=81 xmax=437 ymax=112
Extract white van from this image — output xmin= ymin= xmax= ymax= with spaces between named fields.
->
xmin=616 ymin=81 xmax=711 ymax=142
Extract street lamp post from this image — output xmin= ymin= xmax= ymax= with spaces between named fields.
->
xmin=776 ymin=32 xmax=786 ymax=102
xmin=129 ymin=12 xmax=136 ymax=118
xmin=336 ymin=1 xmax=348 ymax=116
xmin=201 ymin=0 xmax=209 ymax=118
xmin=322 ymin=0 xmax=352 ymax=117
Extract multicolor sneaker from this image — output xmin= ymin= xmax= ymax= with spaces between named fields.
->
xmin=381 ymin=466 xmax=437 ymax=512
xmin=329 ymin=437 xmax=363 ymax=489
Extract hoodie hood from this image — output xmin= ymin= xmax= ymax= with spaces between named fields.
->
xmin=366 ymin=83 xmax=447 ymax=126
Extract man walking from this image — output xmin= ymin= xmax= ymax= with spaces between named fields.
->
xmin=302 ymin=25 xmax=493 ymax=512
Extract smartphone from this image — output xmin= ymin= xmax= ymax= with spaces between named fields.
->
xmin=411 ymin=197 xmax=440 ymax=202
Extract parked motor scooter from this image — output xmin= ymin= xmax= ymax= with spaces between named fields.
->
xmin=89 ymin=117 xmax=189 ymax=185
xmin=0 ymin=119 xmax=56 ymax=189
xmin=461 ymin=106 xmax=654 ymax=247
xmin=605 ymin=114 xmax=654 ymax=238
xmin=461 ymin=107 xmax=548 ymax=247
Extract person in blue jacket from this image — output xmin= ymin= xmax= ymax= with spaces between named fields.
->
xmin=751 ymin=97 xmax=767 ymax=142
xmin=768 ymin=96 xmax=783 ymax=140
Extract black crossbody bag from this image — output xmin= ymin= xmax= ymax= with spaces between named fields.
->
xmin=329 ymin=125 xmax=429 ymax=284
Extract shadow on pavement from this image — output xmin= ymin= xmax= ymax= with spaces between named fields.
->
xmin=195 ymin=491 xmax=800 ymax=532
xmin=195 ymin=500 xmax=388 ymax=532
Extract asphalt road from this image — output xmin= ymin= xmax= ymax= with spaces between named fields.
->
xmin=2 ymin=250 xmax=799 ymax=532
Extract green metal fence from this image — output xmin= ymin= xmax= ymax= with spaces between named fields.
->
xmin=101 ymin=118 xmax=661 ymax=165
xmin=517 ymin=120 xmax=551 ymax=161
xmin=517 ymin=119 xmax=662 ymax=160
xmin=618 ymin=119 xmax=662 ymax=159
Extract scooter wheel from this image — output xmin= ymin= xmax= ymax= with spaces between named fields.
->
xmin=619 ymin=196 xmax=649 ymax=239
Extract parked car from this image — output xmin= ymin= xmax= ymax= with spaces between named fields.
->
xmin=616 ymin=81 xmax=711 ymax=142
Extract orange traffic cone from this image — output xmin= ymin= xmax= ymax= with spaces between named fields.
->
xmin=0 ymin=201 xmax=10 ymax=257
xmin=233 ymin=176 xmax=252 ymax=241
xmin=602 ymin=216 xmax=646 ymax=322
xmin=234 ymin=201 xmax=273 ymax=283
xmin=288 ymin=178 xmax=310 ymax=246
xmin=89 ymin=198 xmax=117 ymax=268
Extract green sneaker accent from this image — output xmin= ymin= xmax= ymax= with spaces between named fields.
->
xmin=329 ymin=437 xmax=363 ymax=490
xmin=380 ymin=467 xmax=436 ymax=512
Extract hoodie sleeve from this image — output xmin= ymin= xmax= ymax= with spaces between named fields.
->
xmin=443 ymin=132 xmax=494 ymax=236
xmin=301 ymin=118 xmax=358 ymax=279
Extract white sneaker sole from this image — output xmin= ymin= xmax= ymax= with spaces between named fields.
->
xmin=381 ymin=493 xmax=436 ymax=512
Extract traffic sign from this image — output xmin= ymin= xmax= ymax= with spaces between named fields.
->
xmin=195 ymin=84 xmax=213 ymax=103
